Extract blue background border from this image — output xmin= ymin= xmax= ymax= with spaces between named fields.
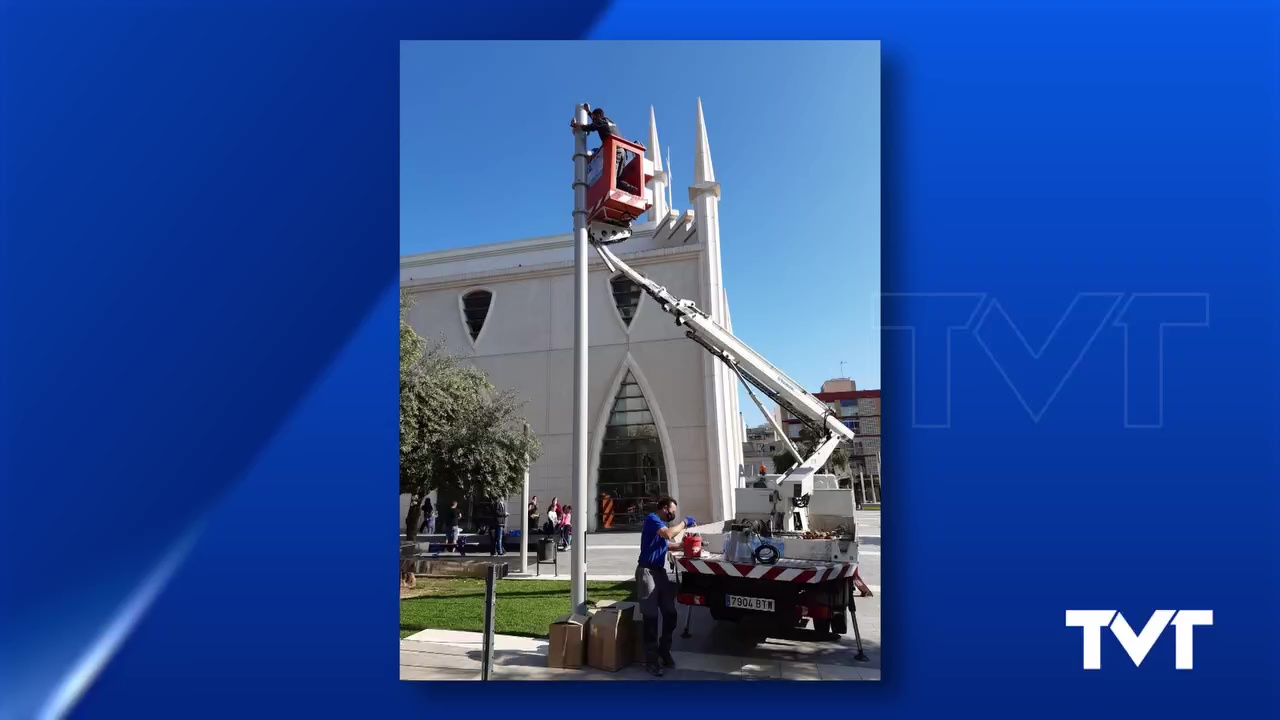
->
xmin=2 ymin=1 xmax=1277 ymax=717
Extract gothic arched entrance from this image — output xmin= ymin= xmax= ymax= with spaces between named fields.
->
xmin=596 ymin=369 xmax=671 ymax=531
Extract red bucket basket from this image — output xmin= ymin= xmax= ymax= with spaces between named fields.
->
xmin=682 ymin=534 xmax=703 ymax=557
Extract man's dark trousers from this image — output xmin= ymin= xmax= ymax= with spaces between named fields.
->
xmin=490 ymin=525 xmax=506 ymax=556
xmin=636 ymin=565 xmax=676 ymax=664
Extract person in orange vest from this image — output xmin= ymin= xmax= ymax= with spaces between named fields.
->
xmin=753 ymin=463 xmax=769 ymax=488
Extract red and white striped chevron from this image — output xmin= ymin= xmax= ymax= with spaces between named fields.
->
xmin=677 ymin=556 xmax=859 ymax=584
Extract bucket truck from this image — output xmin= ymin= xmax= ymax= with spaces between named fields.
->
xmin=591 ymin=241 xmax=870 ymax=655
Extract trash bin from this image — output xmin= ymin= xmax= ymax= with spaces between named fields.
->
xmin=538 ymin=537 xmax=557 ymax=562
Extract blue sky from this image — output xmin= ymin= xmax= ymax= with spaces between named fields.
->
xmin=401 ymin=41 xmax=880 ymax=426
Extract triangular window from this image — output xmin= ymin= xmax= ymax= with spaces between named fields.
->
xmin=461 ymin=290 xmax=492 ymax=342
xmin=610 ymin=274 xmax=641 ymax=327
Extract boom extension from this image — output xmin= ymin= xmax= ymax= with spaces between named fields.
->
xmin=732 ymin=363 xmax=803 ymax=466
xmin=591 ymin=242 xmax=856 ymax=473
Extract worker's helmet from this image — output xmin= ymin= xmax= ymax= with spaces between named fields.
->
xmin=591 ymin=107 xmax=605 ymax=118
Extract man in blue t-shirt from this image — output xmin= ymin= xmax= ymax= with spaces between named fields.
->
xmin=635 ymin=496 xmax=694 ymax=677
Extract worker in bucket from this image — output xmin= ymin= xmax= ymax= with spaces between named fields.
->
xmin=636 ymin=497 xmax=697 ymax=677
xmin=571 ymin=105 xmax=635 ymax=192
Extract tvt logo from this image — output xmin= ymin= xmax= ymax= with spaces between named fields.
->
xmin=883 ymin=293 xmax=1210 ymax=428
xmin=1065 ymin=610 xmax=1213 ymax=670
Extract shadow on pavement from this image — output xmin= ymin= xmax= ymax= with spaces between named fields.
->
xmin=456 ymin=649 xmax=860 ymax=681
xmin=676 ymin=607 xmax=881 ymax=667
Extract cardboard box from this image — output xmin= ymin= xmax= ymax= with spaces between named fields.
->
xmin=587 ymin=603 xmax=636 ymax=672
xmin=596 ymin=600 xmax=638 ymax=619
xmin=547 ymin=613 xmax=588 ymax=669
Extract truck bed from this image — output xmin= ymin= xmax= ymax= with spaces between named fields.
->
xmin=675 ymin=552 xmax=859 ymax=584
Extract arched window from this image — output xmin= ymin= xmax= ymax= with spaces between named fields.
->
xmin=460 ymin=289 xmax=492 ymax=342
xmin=597 ymin=370 xmax=669 ymax=530
xmin=610 ymin=274 xmax=642 ymax=327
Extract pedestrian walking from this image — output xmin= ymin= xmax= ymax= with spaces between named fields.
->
xmin=559 ymin=504 xmax=573 ymax=550
xmin=440 ymin=500 xmax=464 ymax=555
xmin=490 ymin=495 xmax=509 ymax=556
xmin=528 ymin=495 xmax=540 ymax=534
xmin=418 ymin=496 xmax=435 ymax=534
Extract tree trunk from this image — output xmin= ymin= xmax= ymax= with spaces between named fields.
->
xmin=405 ymin=504 xmax=422 ymax=542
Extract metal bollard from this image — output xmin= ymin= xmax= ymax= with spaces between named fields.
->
xmin=481 ymin=563 xmax=498 ymax=680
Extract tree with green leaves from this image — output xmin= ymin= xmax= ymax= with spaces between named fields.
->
xmin=771 ymin=449 xmax=793 ymax=475
xmin=770 ymin=425 xmax=850 ymax=476
xmin=400 ymin=291 xmax=540 ymax=535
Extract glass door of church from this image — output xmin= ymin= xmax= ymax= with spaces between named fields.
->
xmin=596 ymin=371 xmax=670 ymax=531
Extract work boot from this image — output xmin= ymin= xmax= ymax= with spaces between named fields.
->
xmin=645 ymin=663 xmax=664 ymax=678
xmin=660 ymin=652 xmax=676 ymax=668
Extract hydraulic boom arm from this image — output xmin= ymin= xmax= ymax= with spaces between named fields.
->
xmin=592 ymin=242 xmax=855 ymax=475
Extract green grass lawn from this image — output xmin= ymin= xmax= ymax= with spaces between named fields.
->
xmin=400 ymin=578 xmax=635 ymax=639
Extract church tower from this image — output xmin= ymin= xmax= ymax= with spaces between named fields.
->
xmin=689 ymin=98 xmax=738 ymax=521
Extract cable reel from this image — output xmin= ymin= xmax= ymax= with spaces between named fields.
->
xmin=754 ymin=543 xmax=780 ymax=565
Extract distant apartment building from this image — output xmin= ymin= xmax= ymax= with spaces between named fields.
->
xmin=779 ymin=378 xmax=882 ymax=502
xmin=740 ymin=424 xmax=779 ymax=479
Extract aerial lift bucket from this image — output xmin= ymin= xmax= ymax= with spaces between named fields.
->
xmin=583 ymin=133 xmax=653 ymax=248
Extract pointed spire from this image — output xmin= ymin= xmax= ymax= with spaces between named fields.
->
xmin=688 ymin=97 xmax=721 ymax=206
xmin=694 ymin=97 xmax=715 ymax=184
xmin=647 ymin=106 xmax=663 ymax=173
xmin=647 ymin=105 xmax=669 ymax=222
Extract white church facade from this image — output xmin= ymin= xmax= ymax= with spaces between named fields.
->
xmin=401 ymin=101 xmax=744 ymax=531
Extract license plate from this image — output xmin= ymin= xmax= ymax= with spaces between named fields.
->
xmin=725 ymin=595 xmax=775 ymax=612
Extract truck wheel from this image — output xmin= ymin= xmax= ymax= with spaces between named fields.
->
xmin=813 ymin=618 xmax=832 ymax=637
xmin=832 ymin=608 xmax=848 ymax=635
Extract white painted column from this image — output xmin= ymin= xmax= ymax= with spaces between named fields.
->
xmin=520 ymin=460 xmax=530 ymax=575
xmin=570 ymin=103 xmax=590 ymax=613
